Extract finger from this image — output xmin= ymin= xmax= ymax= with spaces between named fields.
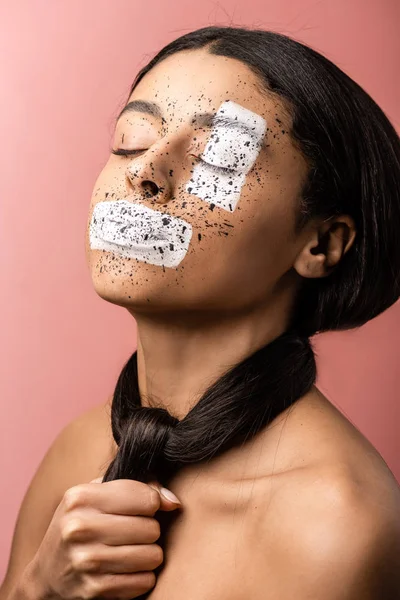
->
xmin=72 ymin=479 xmax=162 ymax=517
xmin=66 ymin=513 xmax=161 ymax=546
xmin=78 ymin=543 xmax=164 ymax=574
xmin=90 ymin=571 xmax=156 ymax=599
xmin=146 ymin=481 xmax=182 ymax=512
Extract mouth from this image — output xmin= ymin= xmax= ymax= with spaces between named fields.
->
xmin=89 ymin=199 xmax=193 ymax=268
xmin=106 ymin=218 xmax=170 ymax=245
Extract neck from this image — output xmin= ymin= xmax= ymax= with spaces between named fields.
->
xmin=131 ymin=297 xmax=293 ymax=420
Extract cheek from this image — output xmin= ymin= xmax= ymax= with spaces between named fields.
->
xmin=187 ymin=168 xmax=246 ymax=214
xmin=224 ymin=174 xmax=297 ymax=270
xmin=94 ymin=157 xmax=128 ymax=194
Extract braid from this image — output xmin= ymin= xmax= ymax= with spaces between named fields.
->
xmin=102 ymin=329 xmax=316 ymax=487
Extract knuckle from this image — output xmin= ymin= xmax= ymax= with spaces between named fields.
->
xmin=140 ymin=571 xmax=157 ymax=591
xmin=146 ymin=488 xmax=160 ymax=513
xmin=71 ymin=549 xmax=99 ymax=573
xmin=149 ymin=519 xmax=161 ymax=542
xmin=63 ymin=485 xmax=88 ymax=510
xmin=61 ymin=516 xmax=87 ymax=542
xmin=82 ymin=577 xmax=103 ymax=599
xmin=151 ymin=544 xmax=164 ymax=567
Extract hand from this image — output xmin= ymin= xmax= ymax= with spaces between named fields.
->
xmin=29 ymin=477 xmax=181 ymax=599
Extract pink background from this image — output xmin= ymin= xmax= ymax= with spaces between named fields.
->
xmin=1 ymin=0 xmax=399 ymax=579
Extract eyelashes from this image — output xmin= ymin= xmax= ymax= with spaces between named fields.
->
xmin=195 ymin=157 xmax=236 ymax=176
xmin=111 ymin=148 xmax=144 ymax=157
xmin=188 ymin=150 xmax=236 ymax=175
xmin=110 ymin=148 xmax=236 ymax=176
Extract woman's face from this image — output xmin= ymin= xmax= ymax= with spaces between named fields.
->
xmin=86 ymin=48 xmax=310 ymax=314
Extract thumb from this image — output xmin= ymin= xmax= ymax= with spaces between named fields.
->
xmin=148 ymin=481 xmax=182 ymax=511
xmin=90 ymin=477 xmax=104 ymax=483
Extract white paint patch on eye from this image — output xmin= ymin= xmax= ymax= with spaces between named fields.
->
xmin=185 ymin=100 xmax=267 ymax=212
xmin=89 ymin=200 xmax=192 ymax=268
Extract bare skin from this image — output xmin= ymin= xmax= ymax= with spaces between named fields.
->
xmin=84 ymin=48 xmax=400 ymax=597
xmin=1 ymin=46 xmax=399 ymax=600
xmin=86 ymin=48 xmax=356 ymax=420
xmin=99 ymin=387 xmax=400 ymax=599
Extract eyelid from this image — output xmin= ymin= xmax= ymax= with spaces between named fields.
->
xmin=111 ymin=148 xmax=236 ymax=177
xmin=189 ymin=153 xmax=236 ymax=175
xmin=111 ymin=148 xmax=146 ymax=157
xmin=202 ymin=159 xmax=236 ymax=175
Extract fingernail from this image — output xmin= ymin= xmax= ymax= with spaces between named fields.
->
xmin=160 ymin=487 xmax=181 ymax=504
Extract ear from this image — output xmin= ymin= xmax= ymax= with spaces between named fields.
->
xmin=293 ymin=215 xmax=357 ymax=279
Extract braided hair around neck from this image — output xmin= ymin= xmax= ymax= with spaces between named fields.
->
xmin=102 ymin=328 xmax=316 ymax=487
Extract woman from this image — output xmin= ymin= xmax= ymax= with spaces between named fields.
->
xmin=84 ymin=25 xmax=400 ymax=598
xmin=4 ymin=25 xmax=399 ymax=600
xmin=85 ymin=24 xmax=400 ymax=598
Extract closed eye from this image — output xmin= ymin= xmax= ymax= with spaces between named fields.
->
xmin=111 ymin=148 xmax=146 ymax=157
xmin=190 ymin=154 xmax=236 ymax=176
xmin=111 ymin=149 xmax=237 ymax=176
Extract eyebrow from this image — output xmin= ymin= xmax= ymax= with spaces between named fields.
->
xmin=116 ymin=99 xmax=267 ymax=145
xmin=116 ymin=100 xmax=163 ymax=122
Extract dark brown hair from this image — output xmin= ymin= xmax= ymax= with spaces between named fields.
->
xmin=101 ymin=28 xmax=400 ymax=579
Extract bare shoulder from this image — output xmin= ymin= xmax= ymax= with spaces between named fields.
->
xmin=0 ymin=398 xmax=117 ymax=595
xmin=63 ymin=395 xmax=117 ymax=481
xmin=281 ymin=385 xmax=400 ymax=533
xmin=23 ymin=395 xmax=117 ymax=510
xmin=252 ymin=462 xmax=400 ymax=599
xmin=248 ymin=386 xmax=400 ymax=598
xmin=271 ymin=385 xmax=400 ymax=496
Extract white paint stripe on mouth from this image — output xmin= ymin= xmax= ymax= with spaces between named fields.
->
xmin=185 ymin=100 xmax=267 ymax=212
xmin=89 ymin=200 xmax=192 ymax=268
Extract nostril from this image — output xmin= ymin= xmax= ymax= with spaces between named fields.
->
xmin=141 ymin=180 xmax=159 ymax=197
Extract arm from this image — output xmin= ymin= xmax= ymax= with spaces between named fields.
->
xmin=0 ymin=399 xmax=115 ymax=600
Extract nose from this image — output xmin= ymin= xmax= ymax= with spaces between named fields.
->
xmin=125 ymin=146 xmax=173 ymax=204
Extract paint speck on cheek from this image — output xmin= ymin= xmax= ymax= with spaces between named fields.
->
xmin=89 ymin=90 xmax=293 ymax=298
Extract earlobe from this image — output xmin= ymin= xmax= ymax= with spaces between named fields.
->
xmin=293 ymin=250 xmax=328 ymax=279
xmin=293 ymin=226 xmax=329 ymax=279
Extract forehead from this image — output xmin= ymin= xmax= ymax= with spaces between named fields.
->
xmin=128 ymin=48 xmax=293 ymax=132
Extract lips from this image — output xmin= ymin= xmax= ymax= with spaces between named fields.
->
xmin=89 ymin=199 xmax=193 ymax=268
xmin=104 ymin=218 xmax=170 ymax=245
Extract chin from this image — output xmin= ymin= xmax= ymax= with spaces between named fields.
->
xmin=88 ymin=251 xmax=184 ymax=311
